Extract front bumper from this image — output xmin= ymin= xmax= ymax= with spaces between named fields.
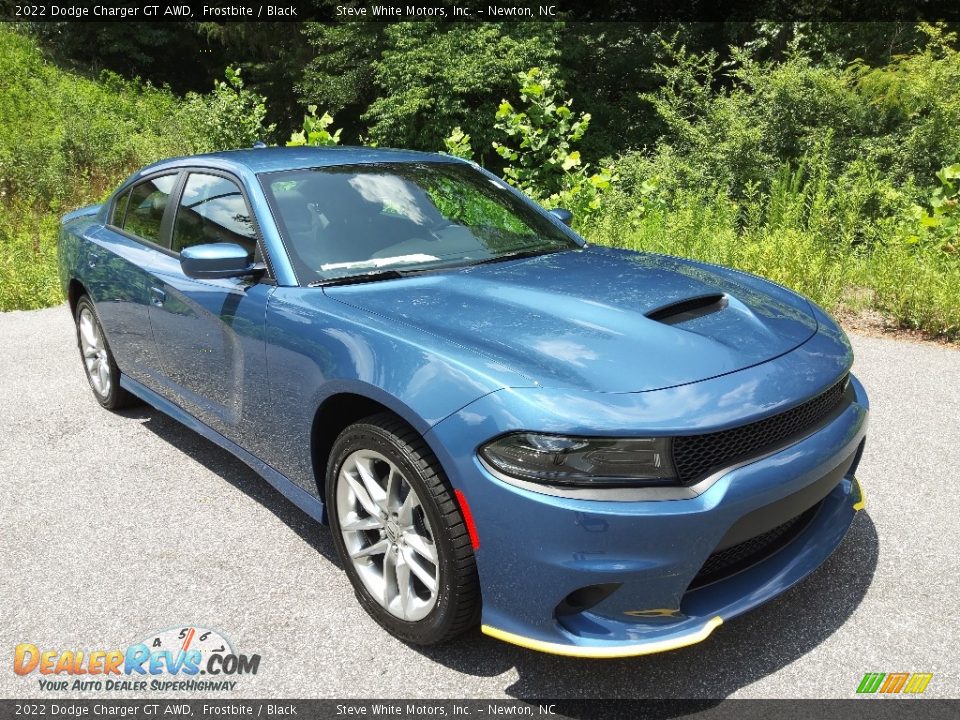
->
xmin=426 ymin=369 xmax=869 ymax=658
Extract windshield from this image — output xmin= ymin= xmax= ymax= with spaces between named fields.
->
xmin=260 ymin=162 xmax=579 ymax=284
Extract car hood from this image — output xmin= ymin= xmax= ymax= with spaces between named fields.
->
xmin=325 ymin=246 xmax=819 ymax=393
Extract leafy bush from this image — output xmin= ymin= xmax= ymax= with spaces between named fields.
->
xmin=581 ymin=26 xmax=960 ymax=339
xmin=590 ymin=156 xmax=960 ymax=339
xmin=442 ymin=126 xmax=473 ymax=160
xmin=911 ymin=164 xmax=960 ymax=254
xmin=0 ymin=27 xmax=193 ymax=209
xmin=491 ymin=68 xmax=591 ymax=196
xmin=361 ymin=23 xmax=559 ymax=155
xmin=180 ymin=67 xmax=275 ymax=152
xmin=847 ymin=24 xmax=960 ymax=184
xmin=286 ymin=106 xmax=342 ymax=147
xmin=484 ymin=69 xmax=616 ymax=218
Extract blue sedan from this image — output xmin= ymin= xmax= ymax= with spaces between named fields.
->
xmin=58 ymin=147 xmax=868 ymax=657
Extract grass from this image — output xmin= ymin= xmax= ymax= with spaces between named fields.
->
xmin=0 ymin=25 xmax=206 ymax=312
xmin=0 ymin=207 xmax=62 ymax=312
xmin=585 ymin=190 xmax=960 ymax=341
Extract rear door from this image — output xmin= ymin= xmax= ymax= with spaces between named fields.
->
xmin=84 ymin=172 xmax=181 ymax=386
xmin=145 ymin=170 xmax=271 ymax=441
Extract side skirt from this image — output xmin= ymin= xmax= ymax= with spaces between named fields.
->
xmin=120 ymin=374 xmax=327 ymax=525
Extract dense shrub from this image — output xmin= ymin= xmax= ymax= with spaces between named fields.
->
xmin=0 ymin=27 xmax=269 ymax=310
xmin=572 ymin=24 xmax=960 ymax=339
xmin=361 ymin=22 xmax=559 ymax=157
xmin=180 ymin=67 xmax=276 ymax=153
xmin=0 ymin=27 xmax=189 ymax=209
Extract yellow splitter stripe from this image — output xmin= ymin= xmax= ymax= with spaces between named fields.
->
xmin=852 ymin=477 xmax=867 ymax=511
xmin=481 ymin=616 xmax=723 ymax=658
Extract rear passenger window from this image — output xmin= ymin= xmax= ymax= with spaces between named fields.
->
xmin=122 ymin=174 xmax=178 ymax=245
xmin=111 ymin=188 xmax=131 ymax=227
xmin=172 ymin=173 xmax=257 ymax=259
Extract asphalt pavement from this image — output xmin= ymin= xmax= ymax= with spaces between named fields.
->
xmin=1 ymin=305 xmax=958 ymax=699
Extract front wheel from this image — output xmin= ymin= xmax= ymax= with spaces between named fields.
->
xmin=74 ymin=295 xmax=140 ymax=410
xmin=326 ymin=413 xmax=480 ymax=645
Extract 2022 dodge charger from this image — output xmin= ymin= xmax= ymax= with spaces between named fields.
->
xmin=59 ymin=147 xmax=868 ymax=657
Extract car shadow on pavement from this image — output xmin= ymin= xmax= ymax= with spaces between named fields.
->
xmin=125 ymin=404 xmax=879 ymax=703
xmin=123 ymin=406 xmax=343 ymax=569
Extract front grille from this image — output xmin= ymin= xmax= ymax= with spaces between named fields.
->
xmin=672 ymin=374 xmax=850 ymax=485
xmin=687 ymin=503 xmax=820 ymax=590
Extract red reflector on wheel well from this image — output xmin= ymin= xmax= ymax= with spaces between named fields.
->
xmin=454 ymin=489 xmax=480 ymax=551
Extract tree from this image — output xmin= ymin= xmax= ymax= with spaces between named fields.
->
xmin=361 ymin=22 xmax=561 ymax=159
xmin=298 ymin=22 xmax=388 ymax=143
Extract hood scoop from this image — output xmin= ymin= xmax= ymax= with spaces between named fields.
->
xmin=646 ymin=293 xmax=728 ymax=326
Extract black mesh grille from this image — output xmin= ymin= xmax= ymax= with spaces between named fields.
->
xmin=688 ymin=503 xmax=820 ymax=590
xmin=672 ymin=375 xmax=850 ymax=485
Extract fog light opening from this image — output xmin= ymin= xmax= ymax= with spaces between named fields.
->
xmin=555 ymin=583 xmax=621 ymax=617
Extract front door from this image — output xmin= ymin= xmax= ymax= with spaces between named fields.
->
xmin=145 ymin=171 xmax=269 ymax=441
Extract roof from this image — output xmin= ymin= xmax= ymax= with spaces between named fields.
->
xmin=138 ymin=146 xmax=467 ymax=177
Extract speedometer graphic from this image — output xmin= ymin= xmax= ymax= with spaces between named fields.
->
xmin=136 ymin=626 xmax=234 ymax=664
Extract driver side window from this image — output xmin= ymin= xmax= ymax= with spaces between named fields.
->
xmin=172 ymin=173 xmax=258 ymax=260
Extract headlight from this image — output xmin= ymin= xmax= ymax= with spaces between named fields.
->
xmin=479 ymin=433 xmax=677 ymax=487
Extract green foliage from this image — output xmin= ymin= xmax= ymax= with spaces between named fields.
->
xmin=846 ymin=23 xmax=960 ymax=184
xmin=0 ymin=28 xmax=245 ymax=311
xmin=589 ymin=151 xmax=960 ymax=339
xmin=580 ymin=25 xmax=960 ymax=339
xmin=197 ymin=23 xmax=313 ymax=135
xmin=589 ymin=177 xmax=960 ymax=339
xmin=0 ymin=205 xmax=61 ymax=311
xmin=33 ymin=22 xmax=226 ymax=95
xmin=181 ymin=67 xmax=275 ymax=152
xmin=299 ymin=22 xmax=386 ymax=131
xmin=492 ymin=69 xmax=590 ymax=195
xmin=287 ymin=106 xmax=343 ymax=147
xmin=5 ymin=21 xmax=960 ymax=340
xmin=442 ymin=127 xmax=473 ymax=160
xmin=911 ymin=164 xmax=960 ymax=254
xmin=362 ymin=23 xmax=560 ymax=156
xmin=489 ymin=68 xmax=615 ymax=218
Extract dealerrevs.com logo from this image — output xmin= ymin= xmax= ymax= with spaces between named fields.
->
xmin=13 ymin=626 xmax=260 ymax=692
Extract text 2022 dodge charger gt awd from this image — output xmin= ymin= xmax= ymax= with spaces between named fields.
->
xmin=59 ymin=147 xmax=868 ymax=657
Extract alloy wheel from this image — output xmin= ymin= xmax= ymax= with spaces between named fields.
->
xmin=78 ymin=307 xmax=111 ymax=398
xmin=336 ymin=449 xmax=440 ymax=621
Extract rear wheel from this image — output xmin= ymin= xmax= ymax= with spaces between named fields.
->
xmin=326 ymin=413 xmax=480 ymax=644
xmin=74 ymin=295 xmax=140 ymax=410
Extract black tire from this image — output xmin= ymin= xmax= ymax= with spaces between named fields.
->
xmin=326 ymin=413 xmax=481 ymax=645
xmin=74 ymin=295 xmax=140 ymax=410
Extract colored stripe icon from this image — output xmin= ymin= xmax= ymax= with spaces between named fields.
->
xmin=857 ymin=672 xmax=933 ymax=695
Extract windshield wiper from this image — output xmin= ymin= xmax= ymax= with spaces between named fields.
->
xmin=467 ymin=247 xmax=561 ymax=267
xmin=309 ymin=269 xmax=408 ymax=287
xmin=310 ymin=248 xmax=565 ymax=286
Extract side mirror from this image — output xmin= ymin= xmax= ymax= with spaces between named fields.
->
xmin=180 ymin=243 xmax=258 ymax=280
xmin=549 ymin=208 xmax=573 ymax=226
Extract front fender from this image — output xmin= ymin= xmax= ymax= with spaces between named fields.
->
xmin=258 ymin=287 xmax=531 ymax=495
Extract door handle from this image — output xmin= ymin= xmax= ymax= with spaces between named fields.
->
xmin=149 ymin=287 xmax=166 ymax=307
